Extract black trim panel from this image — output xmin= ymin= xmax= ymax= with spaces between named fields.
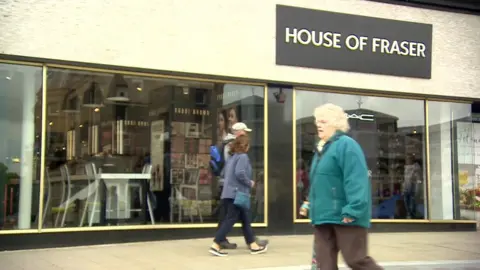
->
xmin=292 ymin=222 xmax=477 ymax=234
xmin=0 ymin=223 xmax=475 ymax=251
xmin=368 ymin=0 xmax=480 ymax=15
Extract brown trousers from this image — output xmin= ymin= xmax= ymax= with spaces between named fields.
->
xmin=314 ymin=224 xmax=383 ymax=270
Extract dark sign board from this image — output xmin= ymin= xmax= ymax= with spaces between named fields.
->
xmin=276 ymin=5 xmax=433 ymax=78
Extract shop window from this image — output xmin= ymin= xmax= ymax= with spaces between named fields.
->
xmin=0 ymin=63 xmax=43 ymax=230
xmin=294 ymin=90 xmax=426 ymax=221
xmin=428 ymin=101 xmax=477 ymax=221
xmin=41 ymin=68 xmax=265 ymax=228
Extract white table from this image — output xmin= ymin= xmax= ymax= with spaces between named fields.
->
xmin=99 ymin=173 xmax=151 ymax=222
xmin=54 ymin=173 xmax=151 ymax=224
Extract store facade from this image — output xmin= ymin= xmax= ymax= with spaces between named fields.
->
xmin=0 ymin=0 xmax=479 ymax=250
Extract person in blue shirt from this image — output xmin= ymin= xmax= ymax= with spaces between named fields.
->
xmin=302 ymin=103 xmax=382 ymax=270
xmin=216 ymin=123 xmax=268 ymax=250
xmin=209 ymin=135 xmax=268 ymax=257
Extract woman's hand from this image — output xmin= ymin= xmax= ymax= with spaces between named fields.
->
xmin=250 ymin=180 xmax=255 ymax=187
xmin=342 ymin=217 xmax=354 ymax=223
xmin=299 ymin=201 xmax=309 ymax=217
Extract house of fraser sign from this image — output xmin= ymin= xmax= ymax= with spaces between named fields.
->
xmin=276 ymin=5 xmax=433 ymax=78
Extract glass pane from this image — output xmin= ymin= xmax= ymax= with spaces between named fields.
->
xmin=42 ymin=68 xmax=265 ymax=228
xmin=0 ymin=63 xmax=43 ymax=230
xmin=428 ymin=101 xmax=476 ymax=221
xmin=295 ymin=90 xmax=426 ymax=220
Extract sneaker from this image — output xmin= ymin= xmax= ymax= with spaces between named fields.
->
xmin=219 ymin=240 xmax=238 ymax=249
xmin=250 ymin=245 xmax=268 ymax=255
xmin=246 ymin=237 xmax=269 ymax=249
xmin=209 ymin=247 xmax=228 ymax=257
xmin=256 ymin=237 xmax=269 ymax=246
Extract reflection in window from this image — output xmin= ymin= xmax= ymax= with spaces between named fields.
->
xmin=295 ymin=90 xmax=426 ymax=220
xmin=428 ymin=101 xmax=476 ymax=220
xmin=41 ymin=68 xmax=265 ymax=228
xmin=0 ymin=63 xmax=43 ymax=230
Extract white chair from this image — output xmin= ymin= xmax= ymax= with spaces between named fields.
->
xmin=169 ymin=168 xmax=190 ymax=223
xmin=128 ymin=164 xmax=155 ymax=224
xmin=52 ymin=165 xmax=75 ymax=227
xmin=80 ymin=162 xmax=127 ymax=226
xmin=81 ymin=162 xmax=130 ymax=226
xmin=79 ymin=162 xmax=101 ymax=227
xmin=143 ymin=164 xmax=156 ymax=225
xmin=35 ymin=169 xmax=51 ymax=227
xmin=179 ymin=169 xmax=202 ymax=223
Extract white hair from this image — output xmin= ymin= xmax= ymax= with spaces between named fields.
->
xmin=313 ymin=103 xmax=350 ymax=133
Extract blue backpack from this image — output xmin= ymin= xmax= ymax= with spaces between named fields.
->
xmin=209 ymin=139 xmax=234 ymax=176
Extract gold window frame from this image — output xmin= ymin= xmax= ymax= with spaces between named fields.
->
xmin=292 ymin=87 xmax=477 ymax=225
xmin=0 ymin=60 xmax=269 ymax=234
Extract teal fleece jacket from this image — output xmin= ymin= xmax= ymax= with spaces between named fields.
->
xmin=308 ymin=131 xmax=372 ymax=228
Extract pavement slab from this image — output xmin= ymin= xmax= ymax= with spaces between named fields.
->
xmin=0 ymin=232 xmax=478 ymax=270
xmin=247 ymin=261 xmax=480 ymax=270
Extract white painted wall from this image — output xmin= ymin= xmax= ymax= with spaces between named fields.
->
xmin=429 ymin=122 xmax=454 ymax=219
xmin=428 ymin=102 xmax=472 ymax=220
xmin=1 ymin=0 xmax=479 ymax=98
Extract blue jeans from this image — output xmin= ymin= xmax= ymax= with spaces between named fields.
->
xmin=404 ymin=192 xmax=416 ymax=218
xmin=215 ymin=198 xmax=228 ymax=242
xmin=214 ymin=199 xmax=255 ymax=245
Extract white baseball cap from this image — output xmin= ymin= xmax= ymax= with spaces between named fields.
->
xmin=232 ymin=122 xmax=252 ymax=132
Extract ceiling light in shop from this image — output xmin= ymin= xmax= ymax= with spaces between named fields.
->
xmin=107 ymin=74 xmax=131 ymax=102
xmin=5 ymin=76 xmax=11 ymax=80
xmin=107 ymin=94 xmax=129 ymax=102
xmin=133 ymin=79 xmax=143 ymax=92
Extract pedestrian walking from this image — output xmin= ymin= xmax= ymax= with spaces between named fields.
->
xmin=214 ymin=122 xmax=268 ymax=250
xmin=305 ymin=103 xmax=383 ymax=270
xmin=209 ymin=135 xmax=268 ymax=256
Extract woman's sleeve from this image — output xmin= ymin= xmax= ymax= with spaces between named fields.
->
xmin=223 ymin=143 xmax=231 ymax=161
xmin=234 ymin=154 xmax=252 ymax=187
xmin=340 ymin=141 xmax=370 ymax=220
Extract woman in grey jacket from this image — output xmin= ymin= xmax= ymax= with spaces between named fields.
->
xmin=209 ymin=135 xmax=268 ymax=256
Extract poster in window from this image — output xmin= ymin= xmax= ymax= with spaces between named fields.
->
xmin=171 ymin=168 xmax=185 ymax=185
xmin=184 ymin=138 xmax=199 ymax=153
xmin=185 ymin=153 xmax=198 ymax=168
xmin=185 ymin=122 xmax=200 ymax=138
xmin=199 ymin=168 xmax=212 ymax=185
xmin=199 ymin=139 xmax=211 ymax=154
xmin=171 ymin=153 xmax=185 ymax=168
xmin=171 ymin=136 xmax=185 ymax=153
xmin=150 ymin=120 xmax=164 ymax=191
xmin=197 ymin=154 xmax=210 ymax=168
xmin=184 ymin=168 xmax=200 ymax=185
xmin=171 ymin=122 xmax=185 ymax=137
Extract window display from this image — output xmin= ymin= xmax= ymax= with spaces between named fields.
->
xmin=0 ymin=63 xmax=43 ymax=230
xmin=428 ymin=101 xmax=477 ymax=221
xmin=295 ymin=90 xmax=426 ymax=220
xmin=40 ymin=68 xmax=265 ymax=228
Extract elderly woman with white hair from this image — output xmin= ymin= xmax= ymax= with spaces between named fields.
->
xmin=300 ymin=103 xmax=382 ymax=270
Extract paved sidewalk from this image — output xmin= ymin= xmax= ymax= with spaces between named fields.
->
xmin=248 ymin=260 xmax=480 ymax=270
xmin=0 ymin=232 xmax=479 ymax=270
